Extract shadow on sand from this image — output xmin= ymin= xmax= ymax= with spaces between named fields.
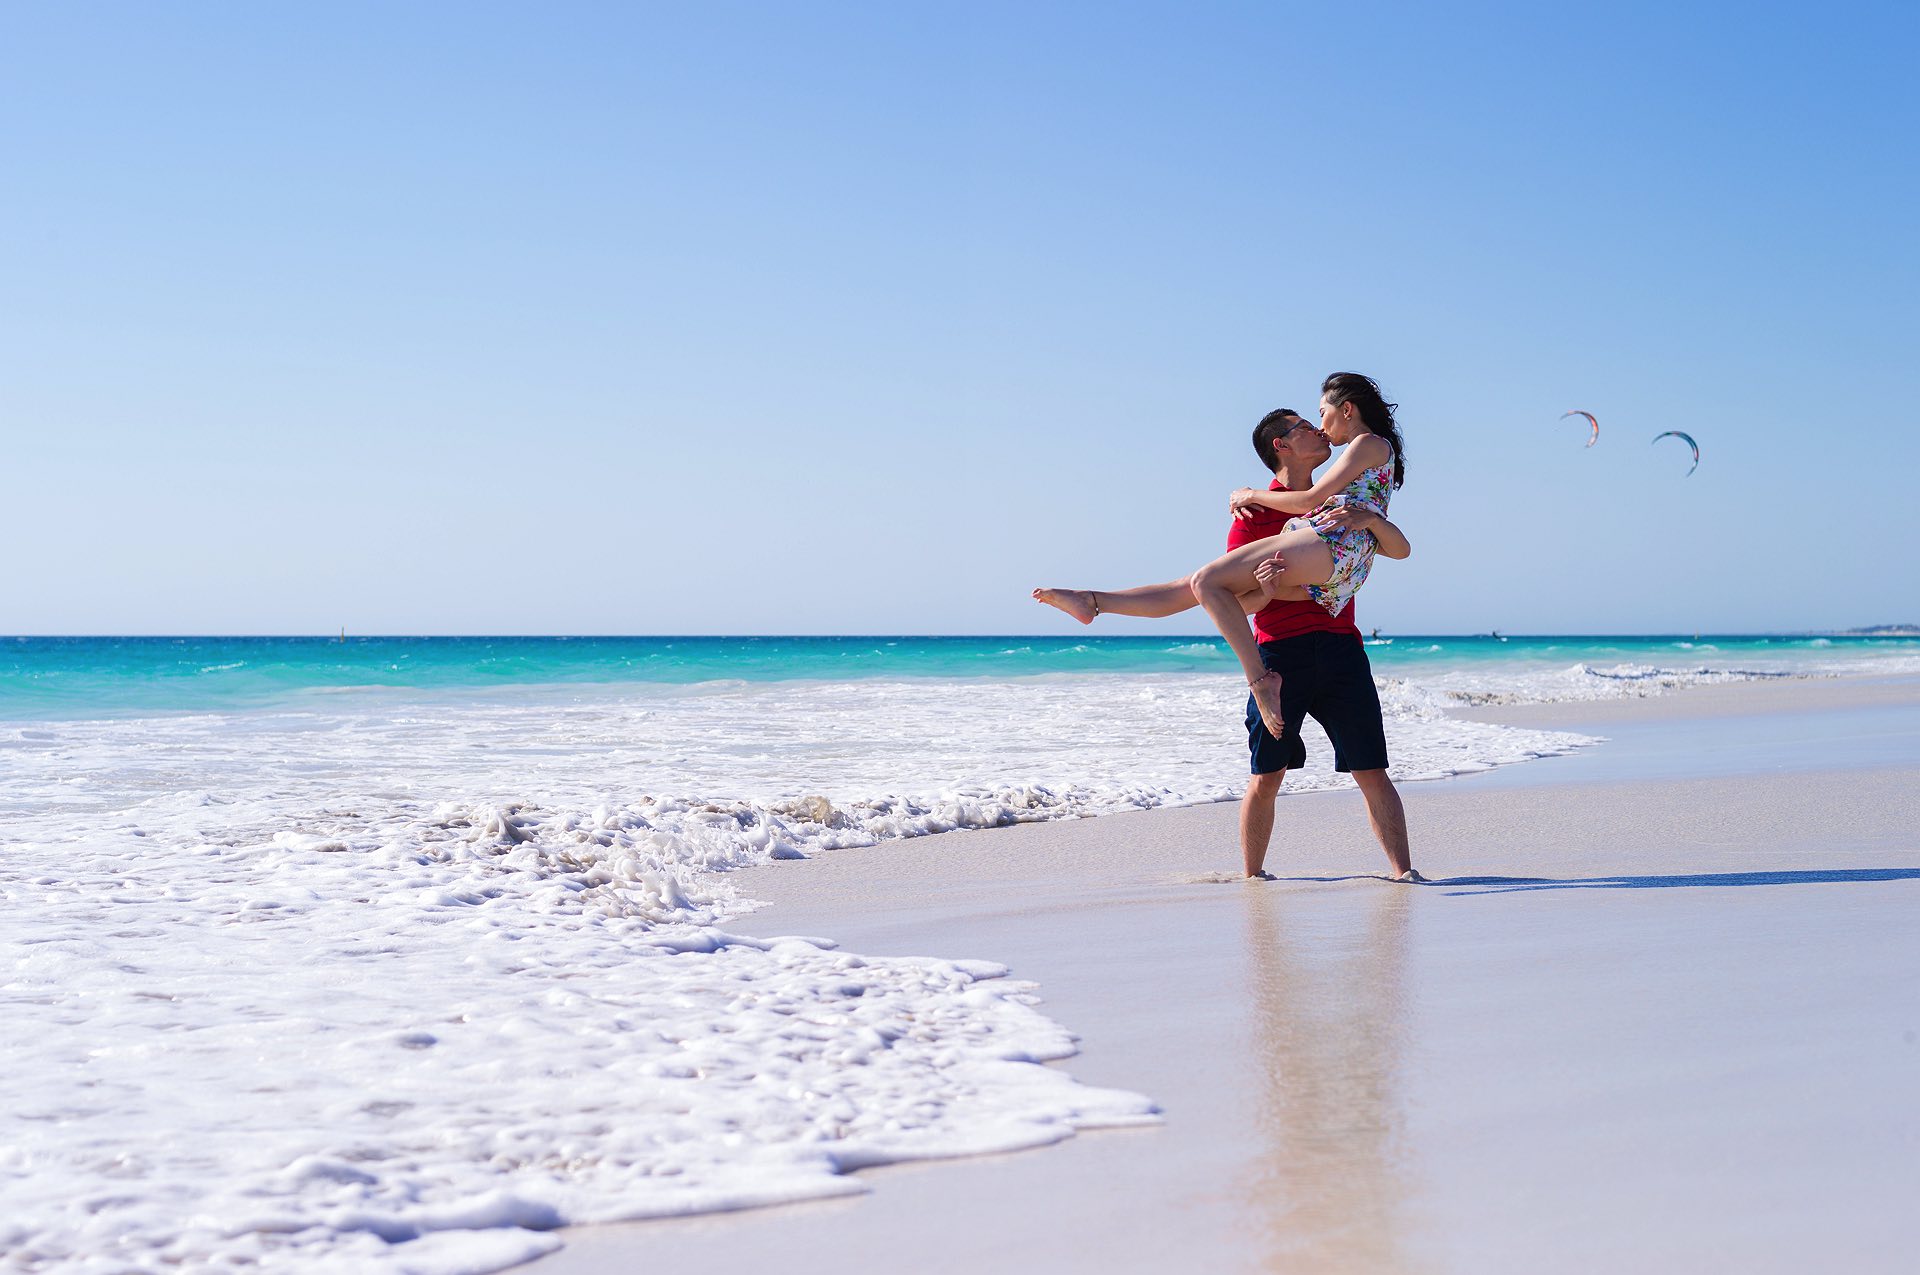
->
xmin=1260 ymin=868 xmax=1920 ymax=895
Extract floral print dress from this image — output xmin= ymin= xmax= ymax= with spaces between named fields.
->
xmin=1284 ymin=461 xmax=1395 ymax=617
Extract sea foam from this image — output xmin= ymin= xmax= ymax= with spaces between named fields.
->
xmin=5 ymin=791 xmax=1155 ymax=1271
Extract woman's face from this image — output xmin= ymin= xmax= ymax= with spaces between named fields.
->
xmin=1318 ymin=394 xmax=1361 ymax=444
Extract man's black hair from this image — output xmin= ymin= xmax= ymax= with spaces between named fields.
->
xmin=1252 ymin=408 xmax=1304 ymax=473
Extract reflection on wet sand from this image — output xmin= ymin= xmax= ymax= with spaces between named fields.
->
xmin=1242 ymin=885 xmax=1415 ymax=1273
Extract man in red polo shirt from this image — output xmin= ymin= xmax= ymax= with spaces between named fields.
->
xmin=1231 ymin=409 xmax=1417 ymax=881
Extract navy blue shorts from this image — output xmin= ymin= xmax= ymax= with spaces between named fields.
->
xmin=1245 ymin=631 xmax=1390 ymax=775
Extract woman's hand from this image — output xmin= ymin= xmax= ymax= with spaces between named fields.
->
xmin=1230 ymin=488 xmax=1268 ymax=521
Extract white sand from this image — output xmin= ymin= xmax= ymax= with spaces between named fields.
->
xmin=532 ymin=677 xmax=1920 ymax=1274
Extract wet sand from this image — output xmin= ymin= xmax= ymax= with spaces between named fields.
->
xmin=532 ymin=676 xmax=1920 ymax=1274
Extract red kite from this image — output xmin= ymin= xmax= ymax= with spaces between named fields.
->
xmin=1560 ymin=410 xmax=1599 ymax=447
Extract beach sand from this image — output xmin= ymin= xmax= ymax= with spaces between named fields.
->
xmin=533 ymin=676 xmax=1920 ymax=1274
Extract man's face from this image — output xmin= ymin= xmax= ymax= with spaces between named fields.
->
xmin=1277 ymin=416 xmax=1332 ymax=466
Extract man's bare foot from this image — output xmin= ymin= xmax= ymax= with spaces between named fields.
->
xmin=1249 ymin=669 xmax=1285 ymax=735
xmin=1386 ymin=868 xmax=1427 ymax=884
xmin=1032 ymin=587 xmax=1098 ymax=624
xmin=1253 ymin=552 xmax=1289 ymax=602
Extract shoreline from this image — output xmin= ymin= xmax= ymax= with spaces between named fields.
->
xmin=1454 ymin=666 xmax=1920 ymax=727
xmin=532 ymin=672 xmax=1920 ymax=1274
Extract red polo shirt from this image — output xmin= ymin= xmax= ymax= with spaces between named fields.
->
xmin=1227 ymin=479 xmax=1361 ymax=644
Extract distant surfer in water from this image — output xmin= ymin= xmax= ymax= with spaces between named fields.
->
xmin=1034 ymin=377 xmax=1421 ymax=882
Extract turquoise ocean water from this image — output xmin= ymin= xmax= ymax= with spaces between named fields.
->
xmin=4 ymin=633 xmax=1915 ymax=721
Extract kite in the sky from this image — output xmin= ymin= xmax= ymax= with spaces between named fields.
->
xmin=1652 ymin=430 xmax=1700 ymax=475
xmin=1561 ymin=410 xmax=1599 ymax=447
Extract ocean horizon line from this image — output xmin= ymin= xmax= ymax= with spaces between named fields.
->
xmin=8 ymin=629 xmax=1916 ymax=642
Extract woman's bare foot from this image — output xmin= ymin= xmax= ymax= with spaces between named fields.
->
xmin=1032 ymin=587 xmax=1098 ymax=624
xmin=1386 ymin=868 xmax=1427 ymax=884
xmin=1249 ymin=669 xmax=1286 ymax=735
xmin=1253 ymin=551 xmax=1289 ymax=602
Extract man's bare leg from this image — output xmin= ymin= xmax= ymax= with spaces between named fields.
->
xmin=1240 ymin=769 xmax=1286 ymax=878
xmin=1350 ymin=768 xmax=1421 ymax=881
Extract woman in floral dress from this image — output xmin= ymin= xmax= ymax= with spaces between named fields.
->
xmin=1187 ymin=373 xmax=1408 ymax=734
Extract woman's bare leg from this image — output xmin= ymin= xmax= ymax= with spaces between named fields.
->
xmin=1035 ymin=570 xmax=1304 ymax=625
xmin=1033 ymin=578 xmax=1201 ymax=623
xmin=1033 ymin=579 xmax=1191 ymax=623
xmin=1240 ymin=527 xmax=1338 ymax=599
xmin=1191 ymin=532 xmax=1338 ymax=675
xmin=1254 ymin=580 xmax=1312 ymax=604
xmin=1188 ymin=531 xmax=1337 ymax=732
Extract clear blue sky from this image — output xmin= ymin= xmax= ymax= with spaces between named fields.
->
xmin=5 ymin=1 xmax=1915 ymax=635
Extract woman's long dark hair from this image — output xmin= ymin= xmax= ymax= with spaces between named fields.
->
xmin=1321 ymin=372 xmax=1406 ymax=489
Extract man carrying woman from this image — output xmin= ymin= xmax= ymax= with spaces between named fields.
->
xmin=1034 ymin=374 xmax=1420 ymax=881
